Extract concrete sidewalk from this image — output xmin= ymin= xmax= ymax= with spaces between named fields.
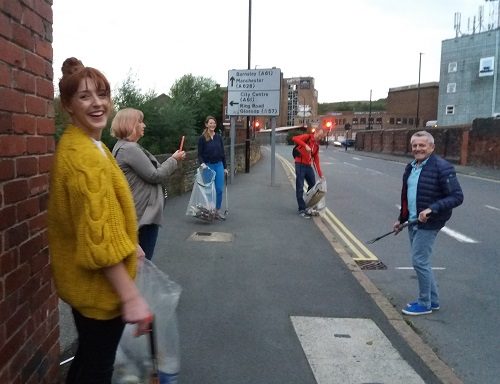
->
xmin=58 ymin=147 xmax=468 ymax=383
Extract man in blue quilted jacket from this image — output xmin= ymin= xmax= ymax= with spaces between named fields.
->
xmin=394 ymin=131 xmax=464 ymax=316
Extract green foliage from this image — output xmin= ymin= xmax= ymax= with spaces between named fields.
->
xmin=54 ymin=96 xmax=70 ymax=141
xmin=286 ymin=128 xmax=307 ymax=144
xmin=318 ymin=99 xmax=386 ymax=114
xmin=169 ymin=74 xmax=224 ymax=133
xmin=53 ymin=72 xmax=223 ymax=154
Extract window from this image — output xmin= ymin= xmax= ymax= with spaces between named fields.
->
xmin=448 ymin=62 xmax=457 ymax=73
xmin=375 ymin=117 xmax=382 ymax=124
xmin=447 ymin=83 xmax=456 ymax=93
xmin=479 ymin=57 xmax=495 ymax=77
xmin=396 ymin=118 xmax=402 ymax=125
xmin=360 ymin=117 xmax=366 ymax=124
xmin=402 ymin=118 xmax=407 ymax=124
xmin=446 ymin=105 xmax=455 ymax=115
xmin=389 ymin=118 xmax=395 ymax=124
xmin=409 ymin=118 xmax=414 ymax=125
xmin=352 ymin=118 xmax=358 ymax=124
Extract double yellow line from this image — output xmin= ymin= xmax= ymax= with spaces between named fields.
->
xmin=277 ymin=153 xmax=378 ymax=262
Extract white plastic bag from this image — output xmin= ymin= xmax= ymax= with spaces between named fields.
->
xmin=186 ymin=167 xmax=217 ymax=221
xmin=113 ymin=260 xmax=182 ymax=384
xmin=304 ymin=178 xmax=327 ymax=210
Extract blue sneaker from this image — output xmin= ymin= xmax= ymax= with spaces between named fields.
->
xmin=402 ymin=302 xmax=432 ymax=315
xmin=407 ymin=301 xmax=440 ymax=311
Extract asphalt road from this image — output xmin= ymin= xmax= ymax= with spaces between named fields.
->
xmin=275 ymin=143 xmax=500 ymax=384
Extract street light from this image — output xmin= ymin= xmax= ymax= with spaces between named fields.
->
xmin=245 ymin=0 xmax=252 ymax=173
xmin=302 ymin=96 xmax=306 ymax=126
xmin=416 ymin=52 xmax=423 ymax=128
xmin=368 ymin=89 xmax=372 ymax=129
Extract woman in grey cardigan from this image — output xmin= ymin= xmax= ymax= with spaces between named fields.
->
xmin=111 ymin=108 xmax=186 ymax=260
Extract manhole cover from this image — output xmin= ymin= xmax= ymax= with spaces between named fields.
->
xmin=188 ymin=231 xmax=233 ymax=242
xmin=355 ymin=260 xmax=387 ymax=270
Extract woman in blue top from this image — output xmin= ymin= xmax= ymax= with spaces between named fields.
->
xmin=197 ymin=116 xmax=228 ymax=219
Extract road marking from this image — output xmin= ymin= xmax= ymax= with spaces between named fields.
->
xmin=395 ymin=205 xmax=478 ymax=243
xmin=351 ymin=156 xmax=363 ymax=161
xmin=277 ymin=154 xmax=379 ymax=261
xmin=343 ymin=162 xmax=359 ymax=167
xmin=323 ymin=210 xmax=379 ymax=261
xmin=365 ymin=167 xmax=384 ymax=175
xmin=291 ymin=316 xmax=425 ymax=384
xmin=485 ymin=204 xmax=500 ymax=212
xmin=396 ymin=267 xmax=446 ymax=270
xmin=440 ymin=227 xmax=478 ymax=243
xmin=461 ymin=173 xmax=500 ymax=183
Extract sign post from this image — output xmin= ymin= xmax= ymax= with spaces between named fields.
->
xmin=227 ymin=68 xmax=281 ymax=117
xmin=227 ymin=68 xmax=281 ymax=181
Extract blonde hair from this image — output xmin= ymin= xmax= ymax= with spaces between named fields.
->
xmin=110 ymin=108 xmax=144 ymax=139
xmin=203 ymin=115 xmax=217 ymax=141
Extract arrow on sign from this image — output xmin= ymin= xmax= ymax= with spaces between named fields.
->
xmin=229 ymin=76 xmax=235 ymax=87
xmin=229 ymin=100 xmax=239 ymax=106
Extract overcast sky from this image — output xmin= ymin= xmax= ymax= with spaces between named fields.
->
xmin=53 ymin=0 xmax=492 ymax=102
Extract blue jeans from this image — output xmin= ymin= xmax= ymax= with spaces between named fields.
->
xmin=295 ymin=163 xmax=315 ymax=211
xmin=408 ymin=225 xmax=440 ymax=308
xmin=66 ymin=309 xmax=125 ymax=384
xmin=139 ymin=224 xmax=160 ymax=260
xmin=207 ymin=161 xmax=224 ymax=209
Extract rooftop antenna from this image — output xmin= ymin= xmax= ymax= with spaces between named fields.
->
xmin=485 ymin=0 xmax=500 ymax=29
xmin=479 ymin=5 xmax=484 ymax=32
xmin=454 ymin=12 xmax=462 ymax=37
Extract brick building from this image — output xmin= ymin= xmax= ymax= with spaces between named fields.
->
xmin=0 ymin=2 xmax=60 ymax=383
xmin=318 ymin=82 xmax=439 ymax=139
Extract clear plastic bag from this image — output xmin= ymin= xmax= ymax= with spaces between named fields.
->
xmin=186 ymin=167 xmax=217 ymax=221
xmin=113 ymin=259 xmax=182 ymax=384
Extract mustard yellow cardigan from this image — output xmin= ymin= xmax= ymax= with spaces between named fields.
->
xmin=48 ymin=125 xmax=138 ymax=320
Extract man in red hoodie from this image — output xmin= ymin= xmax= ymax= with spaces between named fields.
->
xmin=292 ymin=127 xmax=326 ymax=218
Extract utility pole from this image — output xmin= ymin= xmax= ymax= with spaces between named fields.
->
xmin=245 ymin=0 xmax=252 ymax=173
xmin=368 ymin=89 xmax=372 ymax=129
xmin=416 ymin=52 xmax=423 ymax=128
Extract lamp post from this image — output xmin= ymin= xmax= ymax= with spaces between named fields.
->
xmin=245 ymin=0 xmax=252 ymax=173
xmin=368 ymin=89 xmax=372 ymax=129
xmin=416 ymin=52 xmax=423 ymax=128
xmin=302 ymin=96 xmax=306 ymax=126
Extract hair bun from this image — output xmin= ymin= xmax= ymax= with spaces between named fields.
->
xmin=61 ymin=57 xmax=84 ymax=77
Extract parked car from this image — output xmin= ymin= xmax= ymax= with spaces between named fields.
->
xmin=333 ymin=139 xmax=355 ymax=147
xmin=341 ymin=139 xmax=355 ymax=147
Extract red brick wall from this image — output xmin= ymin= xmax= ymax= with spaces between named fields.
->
xmin=355 ymin=122 xmax=500 ymax=168
xmin=0 ymin=2 xmax=59 ymax=383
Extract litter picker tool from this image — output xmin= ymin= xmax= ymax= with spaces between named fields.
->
xmin=148 ymin=319 xmax=160 ymax=384
xmin=365 ymin=220 xmax=416 ymax=244
xmin=224 ymin=173 xmax=229 ymax=216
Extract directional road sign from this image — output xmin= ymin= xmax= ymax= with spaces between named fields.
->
xmin=227 ymin=68 xmax=281 ymax=116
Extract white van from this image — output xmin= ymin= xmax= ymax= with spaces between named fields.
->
xmin=425 ymin=120 xmax=438 ymax=127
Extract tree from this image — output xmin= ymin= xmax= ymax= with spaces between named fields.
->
xmin=169 ymin=74 xmax=224 ymax=133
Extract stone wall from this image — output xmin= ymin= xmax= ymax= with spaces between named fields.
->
xmin=159 ymin=142 xmax=262 ymax=197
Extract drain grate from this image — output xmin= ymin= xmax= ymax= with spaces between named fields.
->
xmin=355 ymin=260 xmax=387 ymax=270
xmin=188 ymin=231 xmax=233 ymax=242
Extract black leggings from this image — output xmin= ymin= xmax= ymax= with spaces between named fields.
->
xmin=66 ymin=309 xmax=125 ymax=384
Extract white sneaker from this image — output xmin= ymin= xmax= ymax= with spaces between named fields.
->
xmin=306 ymin=208 xmax=319 ymax=216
